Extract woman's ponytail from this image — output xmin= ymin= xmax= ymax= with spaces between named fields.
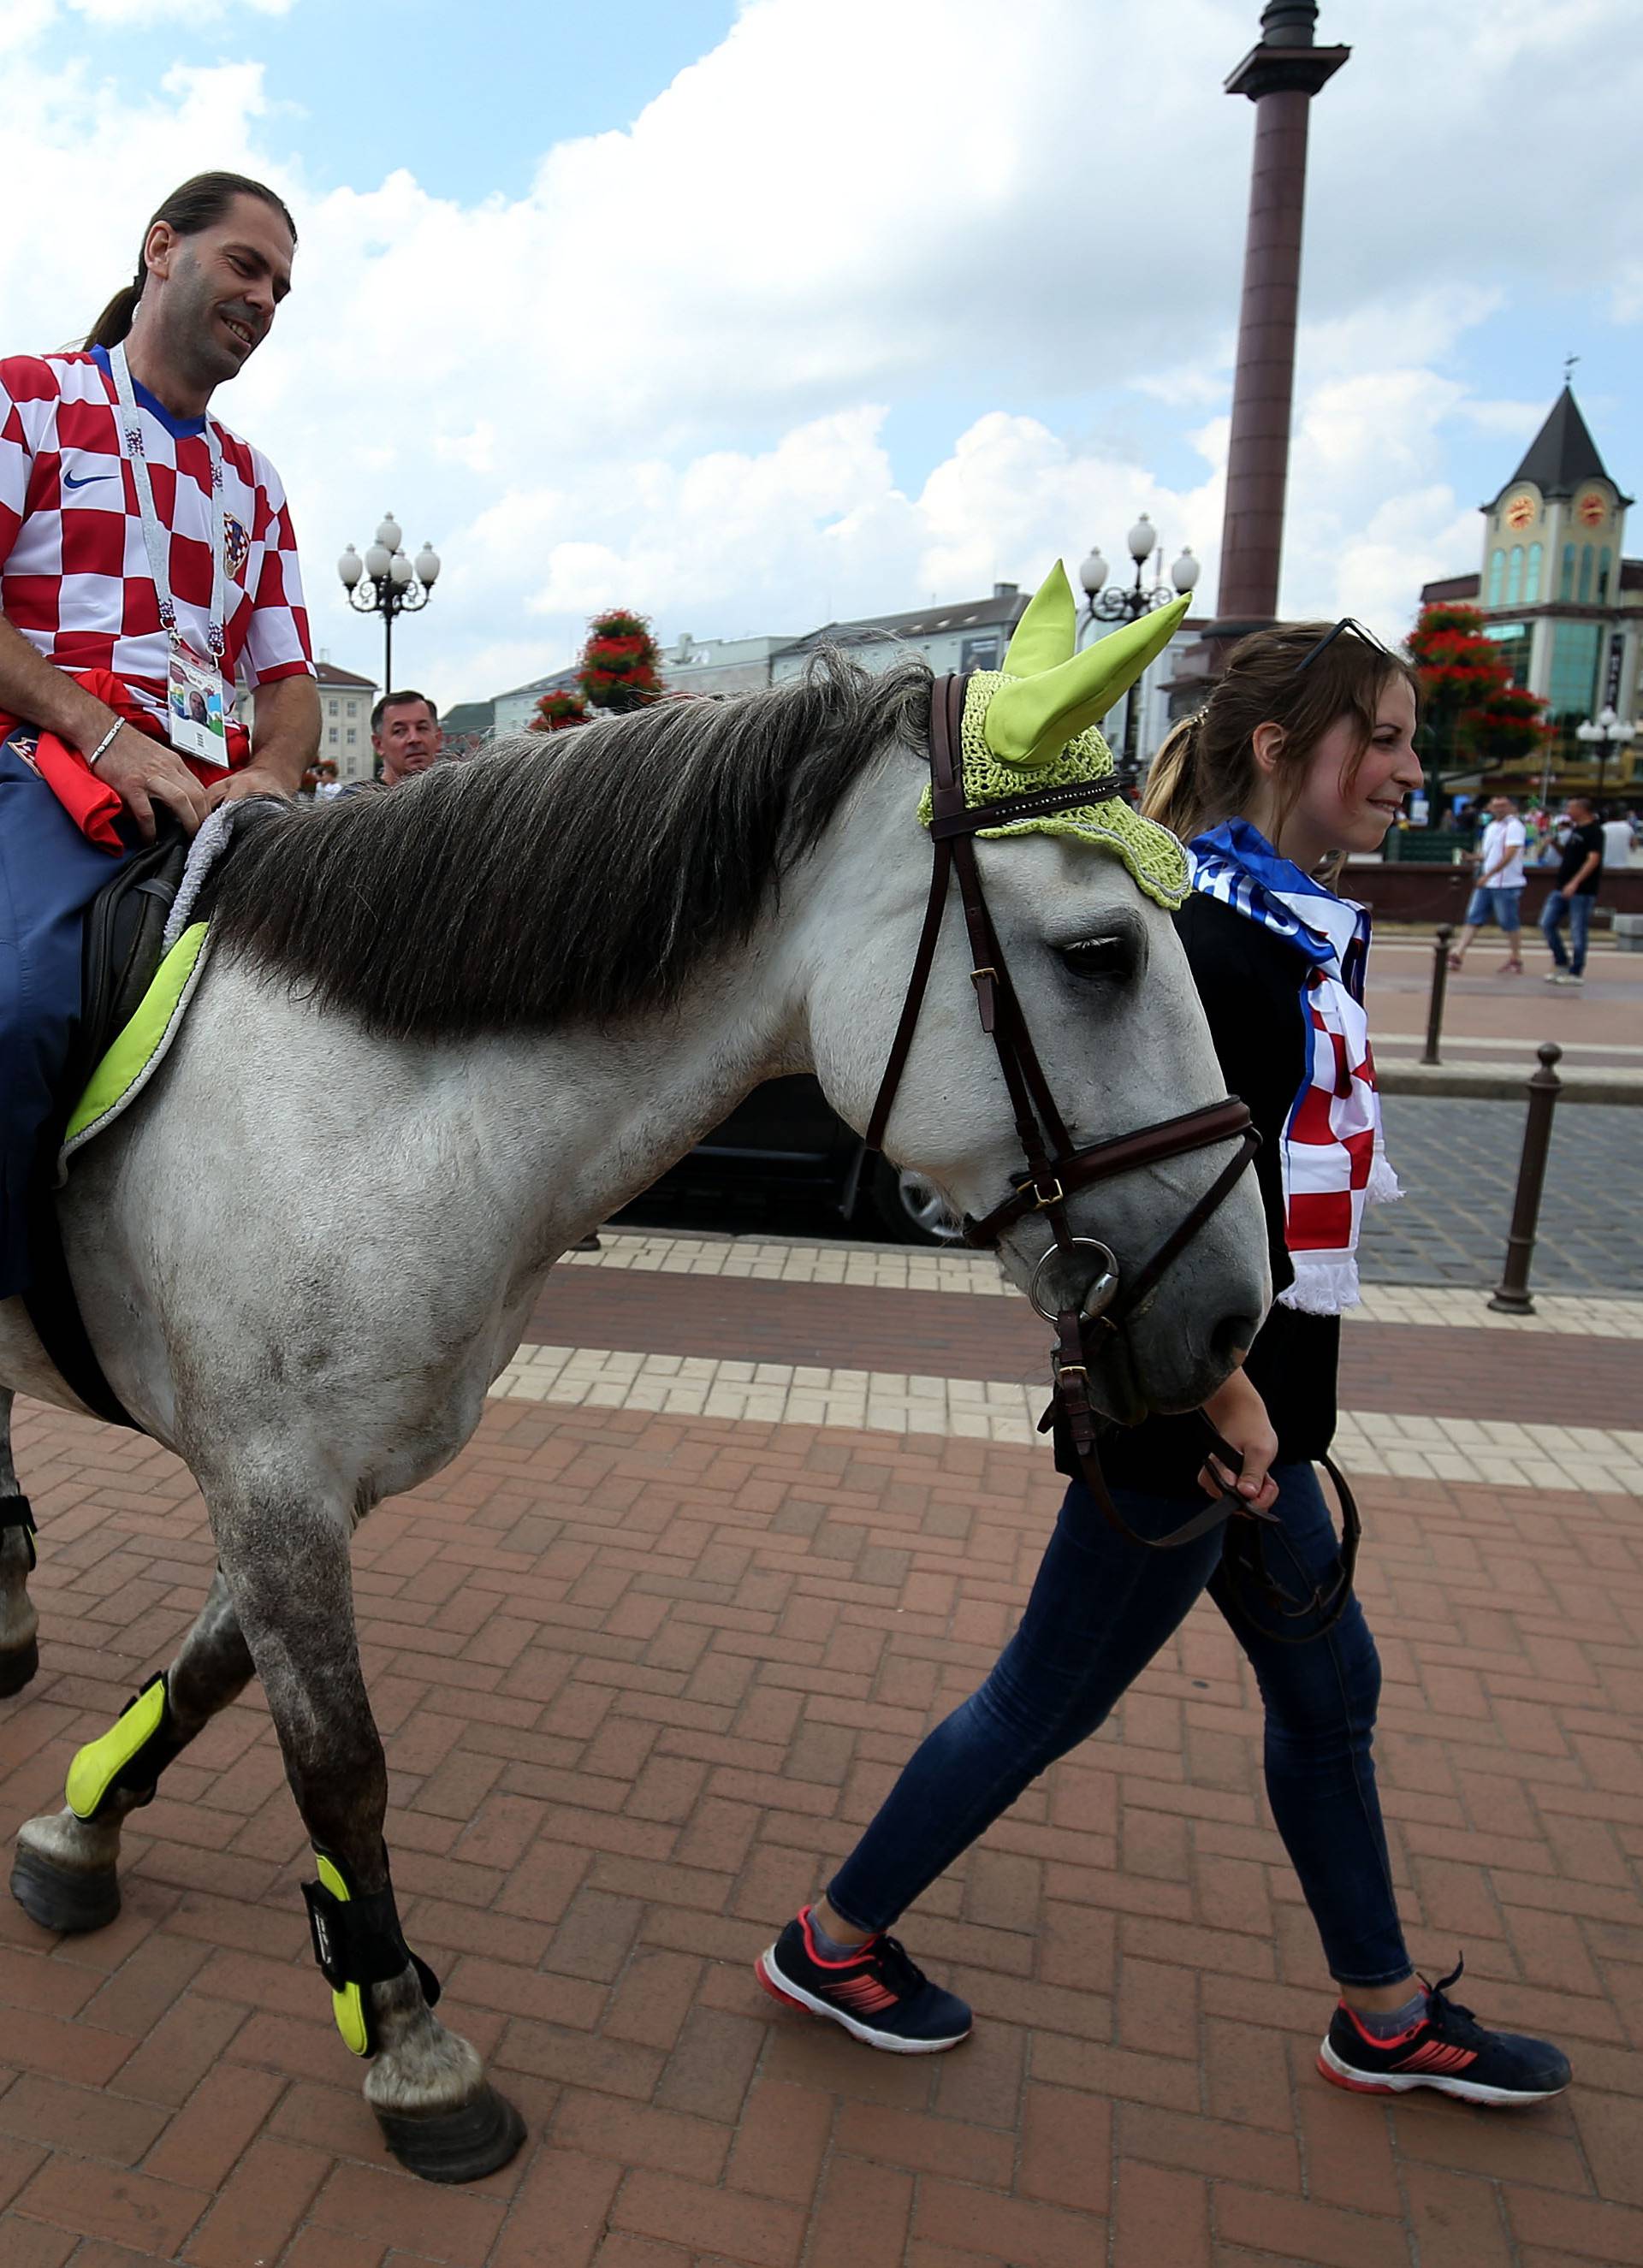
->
xmin=1141 ymin=711 xmax=1207 ymax=840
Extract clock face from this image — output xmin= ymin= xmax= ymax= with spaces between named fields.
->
xmin=1504 ymin=492 xmax=1536 ymax=530
xmin=1576 ymin=489 xmax=1607 ymax=527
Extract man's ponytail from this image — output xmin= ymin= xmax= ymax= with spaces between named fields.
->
xmin=86 ymin=275 xmax=145 ymax=351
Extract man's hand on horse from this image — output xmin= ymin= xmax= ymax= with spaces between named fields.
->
xmin=96 ymin=724 xmax=211 ymax=842
xmin=205 ymin=762 xmax=300 ymax=812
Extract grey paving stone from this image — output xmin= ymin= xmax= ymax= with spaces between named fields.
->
xmin=1366 ymin=1097 xmax=1641 ymax=1296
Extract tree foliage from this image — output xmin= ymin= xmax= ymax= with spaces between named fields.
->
xmin=1405 ymin=603 xmax=1548 ymax=780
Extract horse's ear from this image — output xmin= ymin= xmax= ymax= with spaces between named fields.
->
xmin=1000 ymin=561 xmax=1077 ymax=678
xmin=984 ymin=595 xmax=1192 ymax=770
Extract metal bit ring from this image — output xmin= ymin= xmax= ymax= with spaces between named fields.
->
xmin=1029 ymin=1238 xmax=1120 ymax=1324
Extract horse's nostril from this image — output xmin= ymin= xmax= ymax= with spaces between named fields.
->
xmin=1212 ymin=1313 xmax=1260 ymax=1365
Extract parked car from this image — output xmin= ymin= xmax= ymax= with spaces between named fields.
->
xmin=624 ymin=1075 xmax=964 ymax=1245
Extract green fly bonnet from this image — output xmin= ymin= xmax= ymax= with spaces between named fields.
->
xmin=919 ymin=561 xmax=1191 ymax=910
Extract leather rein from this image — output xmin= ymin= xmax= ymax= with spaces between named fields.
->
xmin=861 ymin=672 xmax=1266 ymax=1557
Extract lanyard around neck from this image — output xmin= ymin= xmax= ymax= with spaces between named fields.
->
xmin=109 ymin=342 xmax=228 ymax=660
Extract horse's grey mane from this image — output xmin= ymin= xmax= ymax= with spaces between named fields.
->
xmin=211 ymin=651 xmax=933 ymax=1040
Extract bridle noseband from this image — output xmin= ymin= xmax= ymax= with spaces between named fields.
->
xmin=860 ymin=672 xmax=1264 ymax=1554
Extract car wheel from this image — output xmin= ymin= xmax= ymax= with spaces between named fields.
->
xmin=869 ymin=1159 xmax=965 ymax=1247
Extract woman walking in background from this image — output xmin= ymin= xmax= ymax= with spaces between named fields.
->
xmin=756 ymin=621 xmax=1571 ymax=2109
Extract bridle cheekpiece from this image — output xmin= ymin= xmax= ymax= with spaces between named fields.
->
xmin=858 ymin=564 xmax=1262 ymax=1553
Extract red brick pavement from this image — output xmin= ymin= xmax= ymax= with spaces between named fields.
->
xmin=530 ymin=1269 xmax=1643 ymax=1431
xmin=1 ymin=1389 xmax=1640 ymax=2267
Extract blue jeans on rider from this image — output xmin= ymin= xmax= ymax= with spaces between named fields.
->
xmin=827 ymin=1461 xmax=1411 ymax=1988
xmin=1540 ymin=889 xmax=1593 ymax=975
xmin=0 ymin=737 xmax=137 ymax=1298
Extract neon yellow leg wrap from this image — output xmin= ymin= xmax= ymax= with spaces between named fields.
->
xmin=312 ymin=1854 xmax=372 ymax=2055
xmin=302 ymin=1845 xmax=441 ymax=2058
xmin=64 ymin=1673 xmax=182 ymax=1821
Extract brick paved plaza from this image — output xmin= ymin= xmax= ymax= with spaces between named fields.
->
xmin=1 ymin=1226 xmax=1640 ymax=2267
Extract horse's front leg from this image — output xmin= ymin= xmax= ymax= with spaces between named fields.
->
xmin=216 ymin=1487 xmax=524 ymax=2184
xmin=12 ymin=1564 xmax=254 ymax=1929
xmin=0 ymin=1390 xmax=40 ymax=1696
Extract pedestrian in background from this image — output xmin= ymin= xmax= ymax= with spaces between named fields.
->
xmin=1448 ymin=792 xmax=1527 ymax=976
xmin=1600 ymin=805 xmax=1635 ymax=870
xmin=371 ymin=690 xmax=442 ymax=784
xmin=1542 ymin=794 xmax=1604 ymax=985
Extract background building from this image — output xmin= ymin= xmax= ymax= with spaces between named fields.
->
xmin=439 ymin=698 xmax=496 ymax=754
xmin=490 ymin=667 xmax=581 ymax=737
xmin=460 ymin=577 xmax=1200 ymax=778
xmin=660 ymin=632 xmax=795 ymax=697
xmin=770 ymin=584 xmax=1029 ymax=683
xmin=1421 ymin=387 xmax=1641 ymax=792
xmin=240 ymin=657 xmax=377 ymax=782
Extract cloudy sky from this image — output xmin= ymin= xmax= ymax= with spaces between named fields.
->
xmin=7 ymin=0 xmax=1640 ymax=709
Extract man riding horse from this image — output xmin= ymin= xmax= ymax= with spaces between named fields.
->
xmin=0 ymin=170 xmax=319 ymax=1305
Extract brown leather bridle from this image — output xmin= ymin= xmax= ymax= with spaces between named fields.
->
xmin=859 ymin=672 xmax=1266 ymax=1554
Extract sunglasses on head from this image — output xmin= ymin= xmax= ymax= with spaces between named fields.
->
xmin=1290 ymin=618 xmax=1399 ymax=678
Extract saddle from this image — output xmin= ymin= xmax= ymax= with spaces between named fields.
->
xmin=25 ymin=823 xmax=193 ymax=1431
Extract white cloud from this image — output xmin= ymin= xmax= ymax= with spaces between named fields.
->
xmin=1 ymin=0 xmax=1640 ymax=705
xmin=68 ymin=0 xmax=292 ymax=21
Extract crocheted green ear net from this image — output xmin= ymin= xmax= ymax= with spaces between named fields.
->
xmin=918 ymin=562 xmax=1191 ymax=910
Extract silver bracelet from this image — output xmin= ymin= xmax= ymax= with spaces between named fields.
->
xmin=86 ymin=722 xmax=123 ymax=769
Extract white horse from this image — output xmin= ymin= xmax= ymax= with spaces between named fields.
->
xmin=0 ymin=625 xmax=1267 ymax=2179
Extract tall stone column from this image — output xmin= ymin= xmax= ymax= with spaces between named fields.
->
xmin=1212 ymin=3 xmax=1349 ymax=639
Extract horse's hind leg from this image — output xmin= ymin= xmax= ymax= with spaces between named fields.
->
xmin=211 ymin=1485 xmax=524 ymax=2184
xmin=11 ymin=1566 xmax=254 ymax=1931
xmin=0 ymin=1391 xmax=41 ymax=1697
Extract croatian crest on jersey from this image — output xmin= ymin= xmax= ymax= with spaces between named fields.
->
xmin=224 ymin=513 xmax=252 ymax=585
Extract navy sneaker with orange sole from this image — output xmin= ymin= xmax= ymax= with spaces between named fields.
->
xmin=756 ymin=1907 xmax=971 ymax=2053
xmin=1319 ymin=1962 xmax=1570 ymax=2105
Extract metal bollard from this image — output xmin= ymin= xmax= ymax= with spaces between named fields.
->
xmin=1488 ymin=1041 xmax=1563 ymax=1315
xmin=1422 ymin=924 xmax=1455 ymax=1066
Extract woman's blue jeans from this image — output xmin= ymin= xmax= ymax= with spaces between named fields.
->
xmin=827 ymin=1462 xmax=1411 ymax=1988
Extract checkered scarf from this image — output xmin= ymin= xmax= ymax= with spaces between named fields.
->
xmin=1189 ymin=820 xmax=1400 ymax=1315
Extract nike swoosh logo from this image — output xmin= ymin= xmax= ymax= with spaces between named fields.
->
xmin=63 ymin=469 xmax=114 ymax=489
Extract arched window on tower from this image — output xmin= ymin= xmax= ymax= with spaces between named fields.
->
xmin=1526 ymin=543 xmax=1543 ymax=603
xmin=1561 ymin=544 xmax=1575 ymax=601
xmin=1578 ymin=546 xmax=1593 ymax=604
xmin=1599 ymin=548 xmax=1612 ymax=603
xmin=1487 ymin=549 xmax=1505 ymax=607
xmin=1506 ymin=547 xmax=1523 ymax=605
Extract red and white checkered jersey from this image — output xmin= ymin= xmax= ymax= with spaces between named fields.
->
xmin=0 ymin=347 xmax=313 ymax=748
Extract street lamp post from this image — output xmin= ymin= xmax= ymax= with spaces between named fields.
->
xmin=337 ymin=513 xmax=442 ymax=702
xmin=1575 ymin=705 xmax=1635 ymax=802
xmin=1077 ymin=517 xmax=1201 ymax=791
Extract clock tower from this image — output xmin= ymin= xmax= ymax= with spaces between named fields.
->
xmin=1474 ymin=388 xmax=1634 ymax=726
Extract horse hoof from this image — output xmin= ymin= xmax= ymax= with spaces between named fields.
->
xmin=0 ymin=1637 xmax=38 ymax=1697
xmin=374 ymin=2083 xmax=526 ymax=2183
xmin=9 ymin=1844 xmax=122 ymax=1934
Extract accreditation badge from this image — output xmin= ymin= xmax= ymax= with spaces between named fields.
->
xmin=165 ymin=636 xmax=231 ymax=767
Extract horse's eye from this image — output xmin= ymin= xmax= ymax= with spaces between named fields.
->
xmin=1057 ymin=936 xmax=1130 ymax=981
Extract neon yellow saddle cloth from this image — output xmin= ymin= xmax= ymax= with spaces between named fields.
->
xmin=62 ymin=922 xmax=211 ymax=1160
